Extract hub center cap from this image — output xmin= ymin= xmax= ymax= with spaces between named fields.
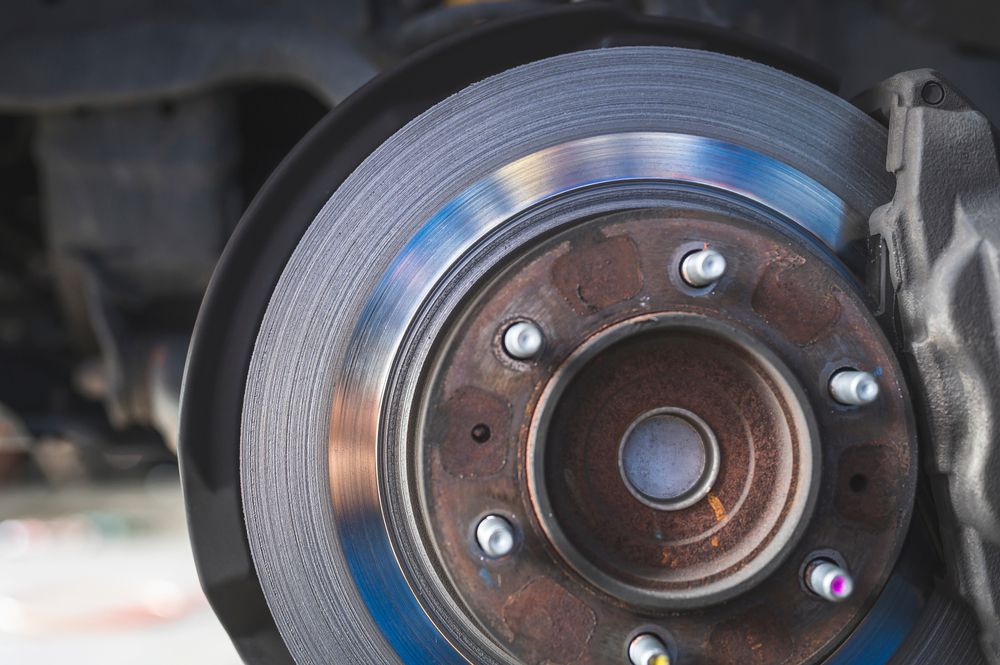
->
xmin=619 ymin=407 xmax=719 ymax=511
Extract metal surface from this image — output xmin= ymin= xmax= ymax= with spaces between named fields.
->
xmin=237 ymin=45 xmax=908 ymax=664
xmin=829 ymin=370 xmax=880 ymax=406
xmin=0 ymin=0 xmax=372 ymax=487
xmin=33 ymin=94 xmax=239 ymax=448
xmin=476 ymin=515 xmax=516 ymax=559
xmin=619 ymin=407 xmax=719 ymax=510
xmin=679 ymin=248 xmax=727 ymax=287
xmin=148 ymin=336 xmax=189 ymax=454
xmin=629 ymin=633 xmax=671 ymax=665
xmin=865 ymin=69 xmax=1000 ymax=664
xmin=35 ymin=95 xmax=239 ymax=308
xmin=502 ymin=321 xmax=544 ymax=360
xmin=416 ymin=207 xmax=915 ymax=662
xmin=808 ymin=559 xmax=856 ymax=602
xmin=0 ymin=0 xmax=373 ymax=112
xmin=181 ymin=7 xmax=864 ymax=659
xmin=525 ymin=309 xmax=819 ymax=609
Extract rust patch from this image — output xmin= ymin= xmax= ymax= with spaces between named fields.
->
xmin=709 ymin=606 xmax=792 ymax=664
xmin=707 ymin=493 xmax=727 ymax=522
xmin=417 ymin=209 xmax=918 ymax=665
xmin=437 ymin=386 xmax=511 ymax=478
xmin=835 ymin=444 xmax=900 ymax=530
xmin=539 ymin=326 xmax=804 ymax=589
xmin=502 ymin=578 xmax=596 ymax=664
xmin=751 ymin=259 xmax=841 ymax=346
xmin=551 ymin=234 xmax=642 ymax=315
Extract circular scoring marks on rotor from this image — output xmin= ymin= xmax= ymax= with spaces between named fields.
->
xmin=240 ymin=45 xmax=900 ymax=665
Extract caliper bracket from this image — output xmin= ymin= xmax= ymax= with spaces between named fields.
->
xmin=864 ymin=69 xmax=1000 ymax=664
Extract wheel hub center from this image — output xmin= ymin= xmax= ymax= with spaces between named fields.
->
xmin=529 ymin=314 xmax=819 ymax=608
xmin=619 ymin=407 xmax=719 ymax=510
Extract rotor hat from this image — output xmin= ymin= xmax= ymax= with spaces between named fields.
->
xmin=418 ymin=206 xmax=914 ymax=662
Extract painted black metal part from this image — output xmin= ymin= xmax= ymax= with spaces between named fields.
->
xmin=0 ymin=0 xmax=373 ymax=111
xmin=864 ymin=69 xmax=1000 ymax=665
xmin=178 ymin=6 xmax=842 ymax=661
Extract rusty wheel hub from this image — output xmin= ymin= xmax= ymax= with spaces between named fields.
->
xmin=530 ymin=312 xmax=818 ymax=608
xmin=618 ymin=404 xmax=720 ymax=512
xmin=417 ymin=208 xmax=916 ymax=664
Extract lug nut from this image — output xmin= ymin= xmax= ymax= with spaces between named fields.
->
xmin=629 ymin=633 xmax=671 ymax=665
xmin=806 ymin=559 xmax=854 ymax=602
xmin=476 ymin=515 xmax=515 ymax=558
xmin=829 ymin=370 xmax=879 ymax=406
xmin=680 ymin=248 xmax=727 ymax=287
xmin=503 ymin=321 xmax=543 ymax=359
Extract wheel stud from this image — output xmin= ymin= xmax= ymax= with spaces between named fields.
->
xmin=829 ymin=370 xmax=879 ymax=406
xmin=476 ymin=515 xmax=515 ymax=558
xmin=503 ymin=320 xmax=543 ymax=359
xmin=805 ymin=558 xmax=854 ymax=602
xmin=629 ymin=633 xmax=671 ymax=665
xmin=680 ymin=248 xmax=726 ymax=287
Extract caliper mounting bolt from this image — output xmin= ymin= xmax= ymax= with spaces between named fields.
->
xmin=680 ymin=248 xmax=727 ymax=287
xmin=829 ymin=369 xmax=880 ymax=406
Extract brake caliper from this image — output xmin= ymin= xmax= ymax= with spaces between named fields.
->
xmin=867 ymin=69 xmax=1000 ymax=664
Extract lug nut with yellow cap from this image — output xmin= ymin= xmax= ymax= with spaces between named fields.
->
xmin=629 ymin=633 xmax=672 ymax=665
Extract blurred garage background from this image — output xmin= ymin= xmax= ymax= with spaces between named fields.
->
xmin=1 ymin=0 xmax=999 ymax=662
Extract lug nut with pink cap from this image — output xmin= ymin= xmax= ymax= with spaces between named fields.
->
xmin=806 ymin=558 xmax=855 ymax=602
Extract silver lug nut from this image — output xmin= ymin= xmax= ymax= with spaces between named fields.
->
xmin=503 ymin=321 xmax=543 ymax=359
xmin=807 ymin=559 xmax=854 ymax=602
xmin=629 ymin=633 xmax=671 ymax=665
xmin=829 ymin=370 xmax=879 ymax=405
xmin=476 ymin=515 xmax=515 ymax=558
xmin=680 ymin=248 xmax=727 ymax=287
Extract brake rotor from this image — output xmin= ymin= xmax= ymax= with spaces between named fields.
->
xmin=230 ymin=45 xmax=924 ymax=664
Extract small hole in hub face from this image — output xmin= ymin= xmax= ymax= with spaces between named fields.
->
xmin=471 ymin=424 xmax=492 ymax=444
xmin=849 ymin=474 xmax=868 ymax=493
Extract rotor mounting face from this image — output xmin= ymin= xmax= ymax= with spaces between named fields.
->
xmin=416 ymin=209 xmax=916 ymax=664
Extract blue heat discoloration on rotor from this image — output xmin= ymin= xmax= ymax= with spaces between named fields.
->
xmin=332 ymin=132 xmax=868 ymax=662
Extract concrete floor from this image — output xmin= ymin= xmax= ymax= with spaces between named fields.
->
xmin=0 ymin=477 xmax=241 ymax=664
